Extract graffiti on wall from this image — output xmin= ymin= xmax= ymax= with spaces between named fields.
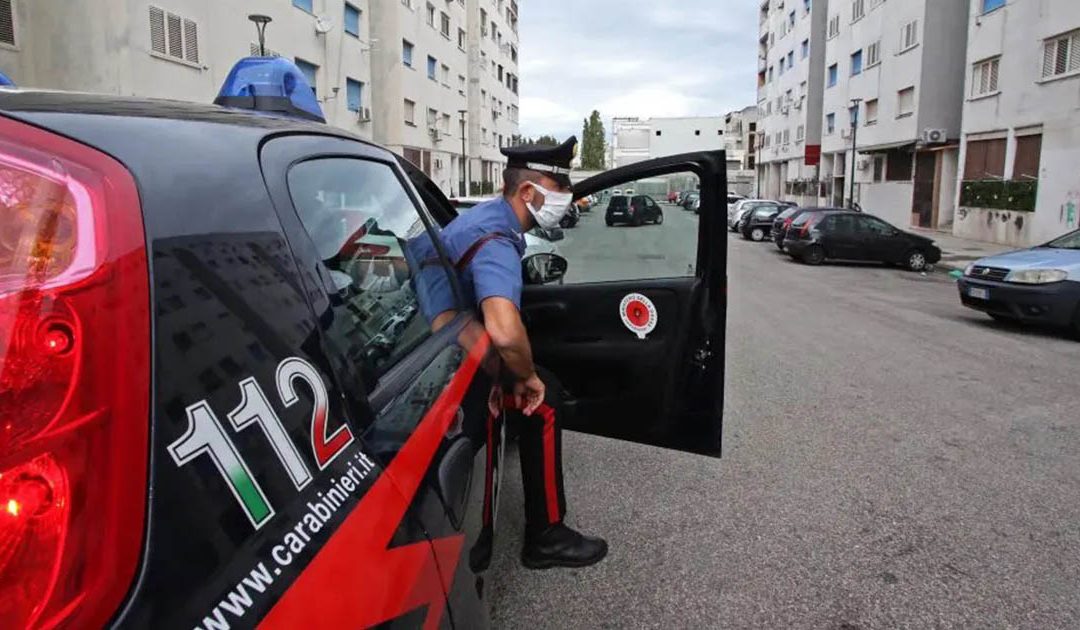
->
xmin=1061 ymin=191 xmax=1079 ymax=230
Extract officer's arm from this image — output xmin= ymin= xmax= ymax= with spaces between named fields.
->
xmin=480 ymin=297 xmax=535 ymax=380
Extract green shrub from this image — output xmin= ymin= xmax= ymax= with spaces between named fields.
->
xmin=960 ymin=179 xmax=1037 ymax=212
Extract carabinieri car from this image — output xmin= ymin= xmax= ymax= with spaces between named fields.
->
xmin=0 ymin=57 xmax=729 ymax=629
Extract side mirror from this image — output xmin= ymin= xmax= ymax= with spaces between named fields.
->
xmin=522 ymin=253 xmax=568 ymax=285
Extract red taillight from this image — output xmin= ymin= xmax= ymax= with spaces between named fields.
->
xmin=783 ymin=217 xmax=794 ymax=229
xmin=0 ymin=116 xmax=149 ymax=628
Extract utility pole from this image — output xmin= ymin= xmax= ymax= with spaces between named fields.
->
xmin=457 ymin=109 xmax=468 ymax=197
xmin=848 ymin=97 xmax=862 ymax=209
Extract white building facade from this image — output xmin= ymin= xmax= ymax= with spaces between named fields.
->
xmin=466 ymin=0 xmax=520 ymax=195
xmin=954 ymin=0 xmax=1080 ymax=246
xmin=756 ymin=0 xmax=828 ymax=205
xmin=0 ymin=0 xmax=518 ymax=198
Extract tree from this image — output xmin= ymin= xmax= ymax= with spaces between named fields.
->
xmin=580 ymin=110 xmax=606 ymax=170
xmin=533 ymin=135 xmax=559 ymax=147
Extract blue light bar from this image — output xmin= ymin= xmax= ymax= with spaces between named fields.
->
xmin=213 ymin=57 xmax=325 ymax=123
xmin=0 ymin=71 xmax=15 ymax=87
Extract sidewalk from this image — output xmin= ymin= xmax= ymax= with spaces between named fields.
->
xmin=909 ymin=227 xmax=1015 ymax=273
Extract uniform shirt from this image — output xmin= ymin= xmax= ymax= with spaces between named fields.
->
xmin=406 ymin=196 xmax=526 ymax=324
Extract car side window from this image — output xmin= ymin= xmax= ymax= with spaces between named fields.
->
xmin=830 ymin=214 xmax=857 ymax=235
xmin=860 ymin=216 xmax=895 ymax=236
xmin=286 ymin=158 xmax=440 ymax=375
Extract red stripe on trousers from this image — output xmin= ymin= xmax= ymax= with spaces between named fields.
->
xmin=534 ymin=402 xmax=560 ymax=524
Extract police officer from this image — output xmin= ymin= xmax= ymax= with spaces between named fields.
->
xmin=420 ymin=137 xmax=607 ymax=569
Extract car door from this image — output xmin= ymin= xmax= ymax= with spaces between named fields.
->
xmin=822 ymin=213 xmax=861 ymax=260
xmin=525 ymin=152 xmax=728 ymax=454
xmin=260 ymin=135 xmax=499 ymax=629
xmin=858 ymin=215 xmax=907 ymax=263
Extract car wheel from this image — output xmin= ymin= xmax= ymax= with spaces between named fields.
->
xmin=904 ymin=249 xmax=928 ymax=271
xmin=605 ymin=218 xmax=614 ymax=227
xmin=801 ymin=244 xmax=825 ymax=265
xmin=750 ymin=227 xmax=766 ymax=242
xmin=655 ymin=211 xmax=664 ymax=225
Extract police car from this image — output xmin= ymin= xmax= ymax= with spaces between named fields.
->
xmin=0 ymin=57 xmax=729 ymax=629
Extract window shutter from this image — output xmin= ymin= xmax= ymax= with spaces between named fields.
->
xmin=1054 ymin=37 xmax=1069 ymax=75
xmin=989 ymin=58 xmax=998 ymax=91
xmin=1070 ymin=32 xmax=1080 ymax=72
xmin=183 ymin=19 xmax=198 ymax=63
xmin=1042 ymin=40 xmax=1055 ymax=77
xmin=1013 ymin=134 xmax=1042 ymax=180
xmin=166 ymin=13 xmax=183 ymax=58
xmin=0 ymin=0 xmax=15 ymax=46
xmin=149 ymin=6 xmax=166 ymax=55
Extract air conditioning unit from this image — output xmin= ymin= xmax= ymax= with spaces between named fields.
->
xmin=357 ymin=107 xmax=372 ymax=122
xmin=793 ymin=98 xmax=803 ymax=110
xmin=840 ymin=128 xmax=852 ymax=139
xmin=922 ymin=128 xmax=947 ymax=144
xmin=429 ymin=128 xmax=443 ymax=142
xmin=857 ymin=158 xmax=870 ymax=170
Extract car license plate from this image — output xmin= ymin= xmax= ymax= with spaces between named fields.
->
xmin=968 ymin=287 xmax=989 ymax=300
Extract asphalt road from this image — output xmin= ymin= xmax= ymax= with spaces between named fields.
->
xmin=489 ymin=203 xmax=1080 ymax=629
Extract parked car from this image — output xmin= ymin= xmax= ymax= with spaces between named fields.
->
xmin=772 ymin=206 xmax=829 ymax=250
xmin=606 ymin=194 xmax=665 ymax=226
xmin=740 ymin=205 xmax=783 ymax=241
xmin=727 ymin=193 xmax=746 ymax=213
xmin=958 ymin=229 xmax=1080 ymax=334
xmin=560 ymin=202 xmax=581 ymax=228
xmin=667 ymin=191 xmax=680 ymax=203
xmin=728 ymin=199 xmax=775 ymax=232
xmin=681 ymin=192 xmax=700 ymax=211
xmin=781 ymin=210 xmax=941 ymax=270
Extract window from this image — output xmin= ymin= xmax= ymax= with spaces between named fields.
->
xmin=346 ymin=78 xmax=364 ymax=112
xmin=425 ymin=2 xmax=435 ymax=26
xmin=900 ymin=20 xmax=919 ymax=52
xmin=491 ymin=20 xmax=497 ymax=40
xmin=804 ymin=0 xmax=812 ymax=13
xmin=426 ymin=107 xmax=437 ymax=128
xmin=981 ymin=0 xmax=1005 ymax=14
xmin=440 ymin=11 xmax=450 ymax=38
xmin=458 ymin=27 xmax=466 ymax=49
xmin=404 ymin=99 xmax=416 ymax=125
xmin=963 ymin=138 xmax=1006 ymax=179
xmin=402 ymin=0 xmax=412 ymax=6
xmin=864 ymin=98 xmax=878 ymax=124
xmin=402 ymin=40 xmax=414 ymax=66
xmin=972 ymin=57 xmax=1000 ymax=97
xmin=858 ymin=216 xmax=895 ymax=236
xmin=779 ymin=57 xmax=785 ymax=74
xmin=789 ymin=10 xmax=796 ymax=27
xmin=149 ymin=6 xmax=199 ymax=64
xmin=1041 ymin=30 xmax=1080 ymax=79
xmin=787 ymin=51 xmax=794 ymax=68
xmin=344 ymin=3 xmax=361 ymax=37
xmin=292 ymin=0 xmax=313 ymax=12
xmin=783 ymin=129 xmax=790 ymax=144
xmin=851 ymin=0 xmax=865 ymax=21
xmin=0 ymin=0 xmax=13 ymax=45
xmin=801 ymin=39 xmax=809 ymax=59
xmin=695 ymin=129 xmax=702 ymax=136
xmin=897 ymin=86 xmax=915 ymax=116
xmin=828 ymin=15 xmax=840 ymax=39
xmin=480 ymin=8 xmax=487 ymax=36
xmin=886 ymin=149 xmax=913 ymax=181
xmin=1013 ymin=134 xmax=1042 ymax=180
xmin=458 ymin=74 xmax=466 ymax=95
xmin=866 ymin=41 xmax=881 ymax=67
xmin=827 ymin=63 xmax=838 ymax=87
xmin=286 ymin=159 xmax=440 ymax=376
xmin=768 ymin=66 xmax=774 ymax=82
xmin=440 ymin=63 xmax=449 ymax=85
xmin=294 ymin=58 xmax=318 ymax=95
xmin=826 ymin=113 xmax=836 ymax=134
xmin=427 ymin=55 xmax=437 ymax=80
xmin=851 ymin=49 xmax=863 ymax=75
xmin=796 ymin=124 xmax=805 ymax=142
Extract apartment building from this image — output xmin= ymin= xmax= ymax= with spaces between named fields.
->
xmin=954 ymin=0 xmax=1080 ymax=247
xmin=0 ymin=0 xmax=519 ymax=198
xmin=466 ymin=0 xmax=520 ymax=194
xmin=819 ymin=0 xmax=968 ymax=229
xmin=725 ymin=105 xmax=761 ymax=172
xmin=370 ymin=0 xmax=469 ymax=195
xmin=756 ymin=0 xmax=828 ymax=204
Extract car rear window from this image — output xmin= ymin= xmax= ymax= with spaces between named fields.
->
xmin=609 ymin=196 xmax=628 ymax=208
xmin=777 ymin=207 xmax=799 ymax=220
xmin=791 ymin=211 xmax=820 ymax=226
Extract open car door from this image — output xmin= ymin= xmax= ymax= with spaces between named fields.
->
xmin=524 ymin=152 xmax=727 ymax=455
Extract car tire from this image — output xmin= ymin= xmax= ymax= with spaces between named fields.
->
xmin=801 ymin=244 xmax=825 ymax=265
xmin=750 ymin=227 xmax=766 ymax=242
xmin=904 ymin=249 xmax=928 ymax=272
xmin=605 ymin=218 xmax=614 ymax=227
xmin=655 ymin=211 xmax=664 ymax=225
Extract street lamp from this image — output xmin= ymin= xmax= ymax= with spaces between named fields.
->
xmin=848 ymin=97 xmax=862 ymax=209
xmin=457 ymin=109 xmax=468 ymax=197
xmin=249 ymin=14 xmax=272 ymax=56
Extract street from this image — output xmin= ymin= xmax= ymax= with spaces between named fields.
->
xmin=489 ymin=203 xmax=1080 ymax=628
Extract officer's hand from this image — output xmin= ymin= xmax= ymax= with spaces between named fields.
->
xmin=515 ymin=373 xmax=546 ymax=416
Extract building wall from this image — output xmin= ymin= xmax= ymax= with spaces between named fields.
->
xmin=956 ymin=0 xmax=1080 ymax=246
xmin=466 ymin=0 xmax=520 ymax=191
xmin=650 ymin=117 xmax=727 ymax=158
xmin=612 ymin=117 xmax=651 ymax=168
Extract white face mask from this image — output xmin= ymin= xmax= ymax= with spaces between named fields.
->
xmin=525 ymin=182 xmax=574 ymax=229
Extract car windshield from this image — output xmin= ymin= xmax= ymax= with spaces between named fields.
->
xmin=1044 ymin=230 xmax=1080 ymax=249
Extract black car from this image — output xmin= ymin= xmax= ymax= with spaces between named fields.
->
xmin=782 ymin=210 xmax=942 ymax=271
xmin=560 ymin=202 xmax=580 ymax=228
xmin=605 ymin=194 xmax=665 ymax=226
xmin=740 ymin=205 xmax=783 ymax=241
xmin=681 ymin=192 xmax=700 ymax=211
xmin=0 ymin=80 xmax=728 ymax=629
xmin=772 ymin=206 xmax=835 ymax=249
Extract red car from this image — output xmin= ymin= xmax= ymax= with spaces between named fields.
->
xmin=667 ymin=191 xmax=679 ymax=203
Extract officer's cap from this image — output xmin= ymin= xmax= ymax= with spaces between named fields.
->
xmin=501 ymin=136 xmax=577 ymax=189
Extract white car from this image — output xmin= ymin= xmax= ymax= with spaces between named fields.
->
xmin=451 ymin=196 xmax=562 ymax=258
xmin=728 ymin=198 xmax=774 ymax=232
xmin=727 ymin=194 xmax=746 ymax=213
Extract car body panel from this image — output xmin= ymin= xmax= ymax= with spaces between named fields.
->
xmin=967 ymin=247 xmax=1080 ymax=281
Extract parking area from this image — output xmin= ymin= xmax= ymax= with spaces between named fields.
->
xmin=489 ymin=205 xmax=1080 ymax=628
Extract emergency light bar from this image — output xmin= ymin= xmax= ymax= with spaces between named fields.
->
xmin=0 ymin=71 xmax=15 ymax=87
xmin=213 ymin=57 xmax=325 ymax=123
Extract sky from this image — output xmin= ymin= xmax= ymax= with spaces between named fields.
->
xmin=517 ymin=0 xmax=759 ymax=142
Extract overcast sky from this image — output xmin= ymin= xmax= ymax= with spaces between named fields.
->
xmin=517 ymin=0 xmax=758 ymax=142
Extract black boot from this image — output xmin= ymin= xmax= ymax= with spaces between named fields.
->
xmin=521 ymin=524 xmax=608 ymax=570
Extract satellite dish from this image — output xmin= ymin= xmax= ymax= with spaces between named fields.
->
xmin=314 ymin=15 xmax=335 ymax=34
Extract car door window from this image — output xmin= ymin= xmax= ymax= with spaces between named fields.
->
xmin=286 ymin=158 xmax=438 ymax=376
xmin=830 ymin=214 xmax=857 ymax=235
xmin=859 ymin=216 xmax=895 ymax=236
